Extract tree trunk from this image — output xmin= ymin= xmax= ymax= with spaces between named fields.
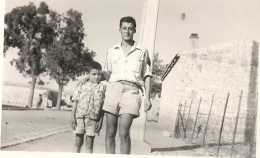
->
xmin=56 ymin=84 xmax=63 ymax=109
xmin=27 ymin=75 xmax=38 ymax=108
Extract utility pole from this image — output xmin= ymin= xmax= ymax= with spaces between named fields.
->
xmin=131 ymin=0 xmax=160 ymax=141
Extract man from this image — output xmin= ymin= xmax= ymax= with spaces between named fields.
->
xmin=36 ymin=94 xmax=42 ymax=109
xmin=102 ymin=16 xmax=152 ymax=154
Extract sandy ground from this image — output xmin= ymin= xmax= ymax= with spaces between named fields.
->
xmin=1 ymin=110 xmax=255 ymax=157
xmin=1 ymin=110 xmax=71 ymax=145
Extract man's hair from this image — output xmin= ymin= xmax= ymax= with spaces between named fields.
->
xmin=119 ymin=16 xmax=136 ymax=29
xmin=87 ymin=61 xmax=102 ymax=72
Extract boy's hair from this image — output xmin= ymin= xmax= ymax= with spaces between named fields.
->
xmin=119 ymin=16 xmax=136 ymax=29
xmin=87 ymin=61 xmax=102 ymax=72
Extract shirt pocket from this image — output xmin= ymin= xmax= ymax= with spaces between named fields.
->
xmin=111 ymin=54 xmax=121 ymax=65
xmin=136 ymin=60 xmax=143 ymax=73
xmin=129 ymin=59 xmax=143 ymax=73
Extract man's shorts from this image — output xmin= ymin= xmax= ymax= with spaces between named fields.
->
xmin=73 ymin=117 xmax=98 ymax=136
xmin=103 ymin=81 xmax=142 ymax=118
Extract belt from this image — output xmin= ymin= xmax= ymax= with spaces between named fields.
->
xmin=118 ymin=80 xmax=140 ymax=89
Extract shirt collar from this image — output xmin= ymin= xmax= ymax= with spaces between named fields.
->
xmin=113 ymin=41 xmax=141 ymax=51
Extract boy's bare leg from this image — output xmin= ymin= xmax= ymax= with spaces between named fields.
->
xmin=119 ymin=113 xmax=134 ymax=154
xmin=85 ymin=136 xmax=95 ymax=153
xmin=73 ymin=134 xmax=84 ymax=153
xmin=105 ymin=112 xmax=118 ymax=154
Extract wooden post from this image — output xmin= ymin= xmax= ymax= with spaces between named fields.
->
xmin=182 ymin=101 xmax=187 ymax=118
xmin=174 ymin=103 xmax=182 ymax=138
xmin=185 ymin=99 xmax=193 ymax=138
xmin=191 ymin=97 xmax=202 ymax=143
xmin=182 ymin=101 xmax=187 ymax=139
xmin=217 ymin=93 xmax=230 ymax=157
xmin=202 ymin=94 xmax=215 ymax=145
xmin=248 ymin=92 xmax=257 ymax=158
xmin=178 ymin=108 xmax=186 ymax=138
xmin=230 ymin=91 xmax=243 ymax=157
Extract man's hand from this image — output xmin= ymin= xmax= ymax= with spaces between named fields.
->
xmin=144 ymin=97 xmax=152 ymax=112
xmin=71 ymin=117 xmax=77 ymax=130
xmin=95 ymin=119 xmax=103 ymax=132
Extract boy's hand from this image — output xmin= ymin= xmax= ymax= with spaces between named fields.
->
xmin=95 ymin=120 xmax=103 ymax=132
xmin=71 ymin=117 xmax=77 ymax=130
xmin=144 ymin=97 xmax=152 ymax=112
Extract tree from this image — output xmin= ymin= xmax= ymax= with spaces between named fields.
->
xmin=44 ymin=9 xmax=94 ymax=109
xmin=151 ymin=52 xmax=167 ymax=98
xmin=4 ymin=2 xmax=55 ymax=108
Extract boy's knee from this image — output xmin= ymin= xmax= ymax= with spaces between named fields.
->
xmin=75 ymin=139 xmax=83 ymax=147
xmin=85 ymin=141 xmax=93 ymax=149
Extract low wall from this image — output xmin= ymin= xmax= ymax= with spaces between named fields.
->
xmin=159 ymin=40 xmax=258 ymax=143
xmin=2 ymin=84 xmax=48 ymax=108
xmin=2 ymin=84 xmax=61 ymax=108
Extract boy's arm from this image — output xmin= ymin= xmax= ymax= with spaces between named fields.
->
xmin=99 ymin=110 xmax=104 ymax=122
xmin=95 ymin=110 xmax=104 ymax=132
xmin=71 ymin=101 xmax=78 ymax=130
xmin=95 ymin=86 xmax=106 ymax=132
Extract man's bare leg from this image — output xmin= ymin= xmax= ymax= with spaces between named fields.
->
xmin=105 ymin=112 xmax=118 ymax=154
xmin=119 ymin=113 xmax=134 ymax=154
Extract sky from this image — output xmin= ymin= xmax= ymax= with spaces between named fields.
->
xmin=155 ymin=0 xmax=260 ymax=61
xmin=2 ymin=0 xmax=145 ymax=90
xmin=2 ymin=0 xmax=260 ymax=91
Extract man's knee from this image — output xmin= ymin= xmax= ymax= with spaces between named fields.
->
xmin=106 ymin=128 xmax=117 ymax=138
xmin=119 ymin=128 xmax=130 ymax=140
xmin=106 ymin=112 xmax=118 ymax=138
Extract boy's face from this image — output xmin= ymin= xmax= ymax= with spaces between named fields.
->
xmin=119 ymin=22 xmax=135 ymax=41
xmin=88 ymin=69 xmax=102 ymax=84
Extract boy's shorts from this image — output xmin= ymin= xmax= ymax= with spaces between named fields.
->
xmin=73 ymin=117 xmax=98 ymax=136
xmin=103 ymin=81 xmax=142 ymax=118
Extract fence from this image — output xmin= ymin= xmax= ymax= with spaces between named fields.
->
xmin=174 ymin=91 xmax=257 ymax=157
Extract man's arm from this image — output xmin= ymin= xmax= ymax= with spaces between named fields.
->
xmin=144 ymin=76 xmax=152 ymax=112
xmin=103 ymin=51 xmax=112 ymax=81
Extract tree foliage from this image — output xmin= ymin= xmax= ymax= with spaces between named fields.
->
xmin=4 ymin=2 xmax=55 ymax=108
xmin=151 ymin=52 xmax=167 ymax=98
xmin=44 ymin=9 xmax=94 ymax=108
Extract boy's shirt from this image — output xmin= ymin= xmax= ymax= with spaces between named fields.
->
xmin=72 ymin=80 xmax=106 ymax=120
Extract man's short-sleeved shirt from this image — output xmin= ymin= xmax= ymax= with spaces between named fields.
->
xmin=72 ymin=81 xmax=106 ymax=120
xmin=103 ymin=42 xmax=152 ymax=86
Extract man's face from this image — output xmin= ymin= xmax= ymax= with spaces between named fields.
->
xmin=119 ymin=22 xmax=135 ymax=41
xmin=88 ymin=69 xmax=102 ymax=84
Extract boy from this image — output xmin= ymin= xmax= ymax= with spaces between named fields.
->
xmin=102 ymin=16 xmax=152 ymax=154
xmin=71 ymin=61 xmax=106 ymax=153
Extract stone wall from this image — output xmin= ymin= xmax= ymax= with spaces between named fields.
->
xmin=159 ymin=40 xmax=258 ymax=143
